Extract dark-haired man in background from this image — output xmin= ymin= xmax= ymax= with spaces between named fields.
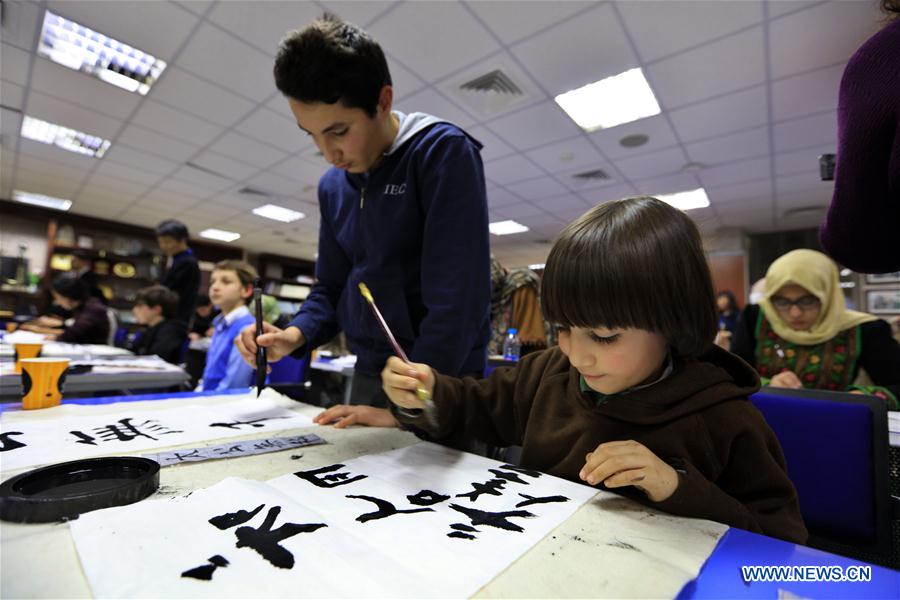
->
xmin=156 ymin=219 xmax=200 ymax=326
xmin=237 ymin=14 xmax=492 ymax=408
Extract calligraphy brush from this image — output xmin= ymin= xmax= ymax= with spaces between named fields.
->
xmin=254 ymin=278 xmax=267 ymax=397
xmin=358 ymin=283 xmax=432 ymax=403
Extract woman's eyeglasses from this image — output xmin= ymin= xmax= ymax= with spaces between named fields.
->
xmin=771 ymin=295 xmax=820 ymax=311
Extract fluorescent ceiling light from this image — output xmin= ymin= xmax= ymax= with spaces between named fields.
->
xmin=489 ymin=220 xmax=529 ymax=236
xmin=21 ymin=116 xmax=111 ymax=158
xmin=13 ymin=190 xmax=72 ymax=211
xmin=199 ymin=228 xmax=241 ymax=242
xmin=252 ymin=204 xmax=305 ymax=223
xmin=528 ymin=263 xmax=546 ymax=270
xmin=37 ymin=10 xmax=167 ymax=96
xmin=554 ymin=67 xmax=661 ymax=131
xmin=655 ymin=188 xmax=710 ymax=211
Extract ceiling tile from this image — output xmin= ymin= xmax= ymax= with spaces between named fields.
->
xmin=31 ymin=58 xmax=143 ymax=121
xmin=236 ymin=107 xmax=307 ymax=153
xmin=633 ymin=172 xmax=700 ymax=198
xmin=395 ymin=88 xmax=477 ymax=129
xmin=511 ymin=3 xmax=637 ymax=96
xmin=768 ymin=1 xmax=821 ymax=19
xmin=208 ymin=131 xmax=288 ymax=170
xmin=466 ymin=125 xmax=516 ymax=162
xmin=173 ymin=163 xmax=235 ymax=191
xmin=705 ymin=178 xmax=772 ymax=206
xmin=268 ymin=155 xmax=330 ymax=186
xmin=775 ymin=172 xmax=832 ymax=196
xmin=154 ymin=177 xmax=210 ymax=201
xmin=117 ymin=123 xmax=199 ymax=162
xmin=484 ymin=153 xmax=543 ymax=185
xmin=524 ymin=135 xmax=606 ymax=174
xmin=384 ymin=56 xmax=428 ymax=102
xmin=615 ymin=146 xmax=687 ymax=180
xmin=579 ymin=183 xmax=641 ymax=207
xmin=319 ymin=1 xmax=395 ymax=27
xmin=669 ymin=85 xmax=768 ymax=143
xmin=589 ymin=114 xmax=679 ymax=159
xmin=18 ymin=137 xmax=99 ymax=171
xmin=176 ymin=23 xmax=276 ymax=101
xmin=0 ymin=108 xmax=23 ymax=138
xmin=768 ymin=0 xmax=879 ymax=79
xmin=505 ymin=175 xmax=569 ymax=201
xmin=150 ymin=67 xmax=256 ymax=127
xmin=699 ymin=156 xmax=771 ymax=188
xmin=1 ymin=0 xmax=42 ymax=50
xmin=0 ymin=42 xmax=30 ymax=86
xmin=26 ymin=90 xmax=123 ymax=139
xmin=132 ymin=99 xmax=224 ymax=146
xmin=486 ymin=186 xmax=525 ymax=209
xmin=84 ymin=171 xmax=152 ymax=199
xmin=207 ymin=1 xmax=321 ymax=55
xmin=243 ymin=171 xmax=310 ymax=198
xmin=619 ymin=0 xmax=763 ymax=63
xmin=646 ymin=26 xmax=765 ymax=109
xmin=773 ymin=111 xmax=836 ymax=152
xmin=771 ymin=63 xmax=843 ymax=121
xmin=774 ymin=145 xmax=833 ymax=177
xmin=102 ymin=144 xmax=179 ymax=176
xmin=685 ymin=126 xmax=769 ymax=165
xmin=191 ymin=150 xmax=260 ymax=182
xmin=367 ymin=2 xmax=500 ymax=83
xmin=0 ymin=80 xmax=26 ymax=111
xmin=536 ymin=191 xmax=589 ymax=213
xmin=173 ymin=1 xmax=214 ymax=16
xmin=485 ymin=100 xmax=582 ymax=151
xmin=93 ymin=159 xmax=165 ymax=187
xmin=468 ymin=1 xmax=592 ymax=45
xmin=47 ymin=0 xmax=198 ymax=61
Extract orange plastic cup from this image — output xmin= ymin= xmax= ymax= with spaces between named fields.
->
xmin=20 ymin=358 xmax=70 ymax=409
xmin=13 ymin=342 xmax=43 ymax=373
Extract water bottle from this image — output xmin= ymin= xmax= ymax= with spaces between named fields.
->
xmin=502 ymin=328 xmax=521 ymax=361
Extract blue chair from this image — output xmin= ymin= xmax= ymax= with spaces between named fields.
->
xmin=750 ymin=387 xmax=897 ymax=563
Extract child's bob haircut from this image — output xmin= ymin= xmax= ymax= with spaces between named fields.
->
xmin=213 ymin=260 xmax=258 ymax=289
xmin=541 ymin=196 xmax=718 ymax=358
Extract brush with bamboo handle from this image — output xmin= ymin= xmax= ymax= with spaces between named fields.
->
xmin=358 ymin=283 xmax=432 ymax=403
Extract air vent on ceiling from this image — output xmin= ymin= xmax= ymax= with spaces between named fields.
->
xmin=572 ymin=168 xmax=610 ymax=180
xmin=238 ymin=186 xmax=272 ymax=197
xmin=460 ymin=69 xmax=523 ymax=96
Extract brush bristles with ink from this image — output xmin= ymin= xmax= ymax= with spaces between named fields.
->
xmin=358 ymin=283 xmax=432 ymax=403
xmin=254 ymin=278 xmax=267 ymax=397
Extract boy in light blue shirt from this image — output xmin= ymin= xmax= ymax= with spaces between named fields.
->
xmin=200 ymin=260 xmax=256 ymax=391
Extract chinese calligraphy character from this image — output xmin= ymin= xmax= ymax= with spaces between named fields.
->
xmin=515 ymin=493 xmax=569 ymax=508
xmin=489 ymin=468 xmax=530 ymax=485
xmin=294 ymin=463 xmax=367 ymax=488
xmin=69 ymin=418 xmax=182 ymax=446
xmin=233 ymin=506 xmax=326 ymax=569
xmin=455 ymin=479 xmax=507 ymax=501
xmin=209 ymin=417 xmax=289 ymax=430
xmin=449 ymin=503 xmax=535 ymax=532
xmin=346 ymin=495 xmax=434 ymax=523
xmin=0 ymin=431 xmax=26 ymax=452
xmin=181 ymin=555 xmax=229 ymax=580
xmin=406 ymin=489 xmax=450 ymax=506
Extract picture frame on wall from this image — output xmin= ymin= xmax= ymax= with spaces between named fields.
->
xmin=866 ymin=288 xmax=900 ymax=314
xmin=865 ymin=271 xmax=900 ymax=284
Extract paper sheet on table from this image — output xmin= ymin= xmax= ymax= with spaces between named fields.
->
xmin=0 ymin=388 xmax=314 ymax=472
xmin=70 ymin=442 xmax=600 ymax=598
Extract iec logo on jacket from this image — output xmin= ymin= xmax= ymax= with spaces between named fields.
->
xmin=289 ymin=112 xmax=492 ymax=378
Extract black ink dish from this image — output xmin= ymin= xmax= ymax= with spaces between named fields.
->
xmin=0 ymin=456 xmax=159 ymax=523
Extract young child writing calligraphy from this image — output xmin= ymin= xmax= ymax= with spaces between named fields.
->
xmin=380 ymin=196 xmax=807 ymax=543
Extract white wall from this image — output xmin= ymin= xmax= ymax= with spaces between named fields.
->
xmin=0 ymin=215 xmax=48 ymax=277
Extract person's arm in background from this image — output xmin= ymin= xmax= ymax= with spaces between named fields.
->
xmin=819 ymin=23 xmax=900 ymax=273
xmin=409 ymin=131 xmax=491 ymax=375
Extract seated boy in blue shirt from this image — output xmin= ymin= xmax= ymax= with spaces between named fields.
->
xmin=200 ymin=260 xmax=257 ymax=392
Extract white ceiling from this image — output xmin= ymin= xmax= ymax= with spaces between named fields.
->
xmin=0 ymin=0 xmax=883 ymax=267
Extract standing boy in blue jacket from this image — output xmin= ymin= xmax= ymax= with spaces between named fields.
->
xmin=202 ymin=260 xmax=256 ymax=392
xmin=237 ymin=14 xmax=492 ymax=407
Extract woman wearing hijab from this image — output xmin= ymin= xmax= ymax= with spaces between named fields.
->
xmin=732 ymin=249 xmax=900 ymax=408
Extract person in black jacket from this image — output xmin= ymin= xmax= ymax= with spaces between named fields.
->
xmin=156 ymin=219 xmax=200 ymax=326
xmin=129 ymin=285 xmax=187 ymax=364
xmin=71 ymin=250 xmax=109 ymax=305
xmin=731 ymin=249 xmax=900 ymax=408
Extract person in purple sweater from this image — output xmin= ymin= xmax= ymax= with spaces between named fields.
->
xmin=20 ymin=274 xmax=110 ymax=344
xmin=819 ymin=0 xmax=900 ymax=273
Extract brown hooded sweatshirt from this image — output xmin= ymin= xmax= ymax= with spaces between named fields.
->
xmin=392 ymin=345 xmax=808 ymax=544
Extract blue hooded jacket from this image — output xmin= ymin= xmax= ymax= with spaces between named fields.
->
xmin=289 ymin=112 xmax=491 ymax=377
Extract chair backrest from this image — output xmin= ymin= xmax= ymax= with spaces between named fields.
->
xmin=267 ymin=354 xmax=308 ymax=385
xmin=750 ymin=387 xmax=892 ymax=556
